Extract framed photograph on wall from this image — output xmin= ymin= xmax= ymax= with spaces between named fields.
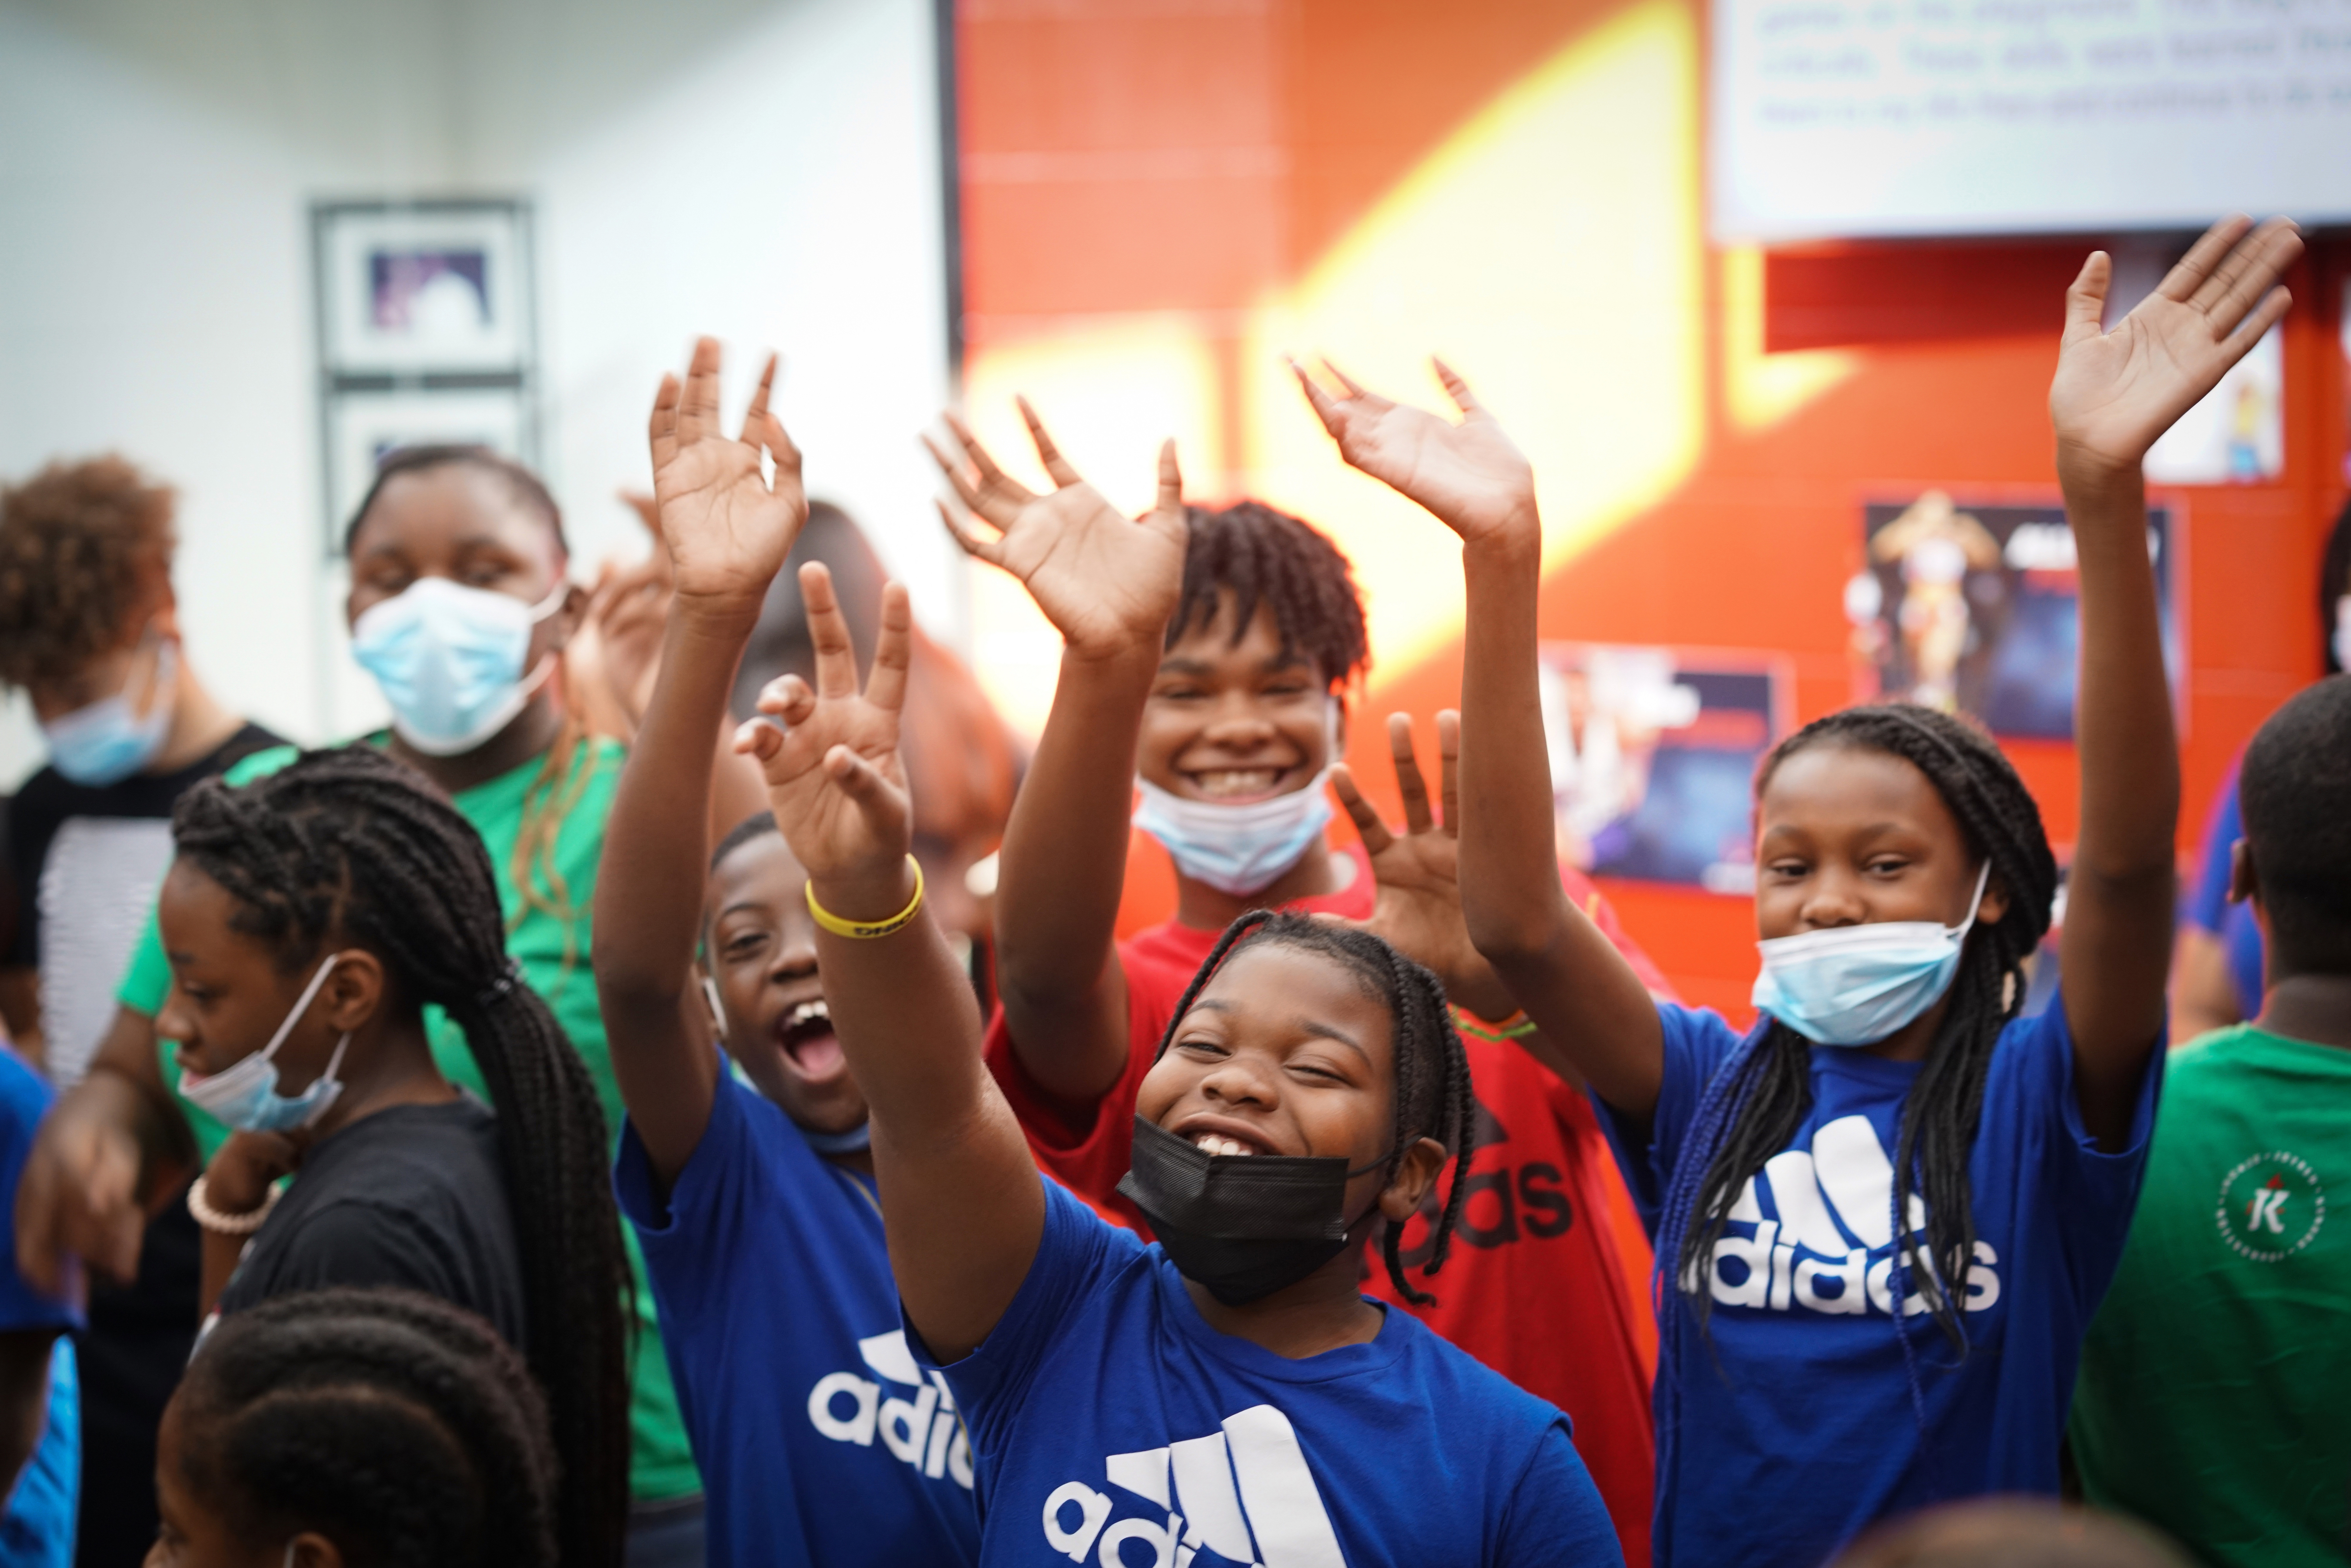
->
xmin=315 ymin=202 xmax=533 ymax=373
xmin=1536 ymin=643 xmax=1793 ymax=894
xmin=324 ymin=391 xmax=528 ymax=536
xmin=1846 ymin=492 xmax=2179 ymax=740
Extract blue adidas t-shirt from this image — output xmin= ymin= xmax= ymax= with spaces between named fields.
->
xmin=0 ymin=1046 xmax=79 ymax=1566
xmin=615 ymin=1069 xmax=979 ymax=1568
xmin=1596 ymin=996 xmax=2161 ymax=1568
xmin=919 ymin=1174 xmax=1623 ymax=1568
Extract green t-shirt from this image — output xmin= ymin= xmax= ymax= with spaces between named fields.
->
xmin=118 ymin=737 xmax=701 ymax=1503
xmin=2071 ymin=1024 xmax=2351 ymax=1566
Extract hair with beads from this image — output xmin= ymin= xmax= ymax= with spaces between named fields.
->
xmin=171 ymin=746 xmax=629 ymax=1568
xmin=1170 ymin=502 xmax=1370 ymax=691
xmin=171 ymin=1288 xmax=559 ymax=1568
xmin=1152 ymin=911 xmax=1473 ymax=1305
xmin=1660 ymin=703 xmax=2057 ymax=1369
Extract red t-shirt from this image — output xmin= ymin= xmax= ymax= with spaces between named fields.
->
xmin=984 ymin=839 xmax=1663 ymax=1566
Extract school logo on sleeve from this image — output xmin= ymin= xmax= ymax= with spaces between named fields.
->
xmin=1690 ymin=1113 xmax=2001 ymax=1318
xmin=2215 ymin=1150 xmax=2325 ymax=1262
xmin=805 ymin=1329 xmax=975 ymax=1489
xmin=1040 ymin=1403 xmax=1345 ymax=1567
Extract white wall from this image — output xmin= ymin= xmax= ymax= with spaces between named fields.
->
xmin=0 ymin=0 xmax=952 ymax=784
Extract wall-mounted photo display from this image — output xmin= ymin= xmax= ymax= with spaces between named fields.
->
xmin=316 ymin=202 xmax=532 ymax=372
xmin=1847 ymin=492 xmax=2179 ymax=741
xmin=311 ymin=199 xmax=537 ymax=552
xmin=1536 ymin=642 xmax=1792 ymax=894
xmin=324 ymin=391 xmax=528 ymax=537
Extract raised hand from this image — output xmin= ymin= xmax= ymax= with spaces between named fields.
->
xmin=1330 ymin=711 xmax=1519 ymax=1022
xmin=1291 ymin=357 xmax=1535 ymax=544
xmin=2050 ymin=215 xmax=2302 ymax=480
xmin=928 ymin=401 xmax=1187 ymax=661
xmin=649 ymin=338 xmax=808 ymax=616
xmin=737 ymin=562 xmax=914 ymax=900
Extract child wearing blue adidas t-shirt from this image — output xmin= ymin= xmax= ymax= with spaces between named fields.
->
xmin=593 ymin=342 xmax=977 ymax=1568
xmin=731 ymin=411 xmax=1620 ymax=1567
xmin=1287 ymin=214 xmax=2305 ymax=1567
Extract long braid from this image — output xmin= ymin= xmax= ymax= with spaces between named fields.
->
xmin=172 ymin=748 xmax=631 ymax=1568
xmin=1665 ymin=703 xmax=2056 ymax=1355
xmin=173 ymin=1287 xmax=559 ymax=1568
xmin=1152 ymin=912 xmax=1475 ymax=1305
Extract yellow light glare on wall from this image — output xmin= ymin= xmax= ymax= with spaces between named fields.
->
xmin=1721 ymin=245 xmax=1857 ymax=433
xmin=1243 ymin=0 xmax=1705 ymax=680
xmin=958 ymin=315 xmax=1223 ymax=737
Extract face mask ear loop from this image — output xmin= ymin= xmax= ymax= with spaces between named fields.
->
xmin=255 ymin=955 xmax=344 ymax=1069
xmin=1951 ymin=861 xmax=1992 ymax=938
xmin=528 ymin=579 xmax=573 ymax=622
xmin=315 ymin=1030 xmax=353 ymax=1089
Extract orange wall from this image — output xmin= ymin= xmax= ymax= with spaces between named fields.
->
xmin=955 ymin=0 xmax=2350 ymax=1019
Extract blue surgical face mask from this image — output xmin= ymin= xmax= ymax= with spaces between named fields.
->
xmin=176 ymin=954 xmax=354 ymax=1134
xmin=1132 ymin=701 xmax=1340 ymax=897
xmin=42 ymin=636 xmax=177 ymax=786
xmin=1751 ymin=865 xmax=1990 ymax=1046
xmin=350 ymin=578 xmax=566 ymax=757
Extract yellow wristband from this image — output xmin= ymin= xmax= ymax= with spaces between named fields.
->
xmin=805 ymin=857 xmax=926 ymax=940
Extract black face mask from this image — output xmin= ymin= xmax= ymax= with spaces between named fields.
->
xmin=1116 ymin=1115 xmax=1393 ymax=1307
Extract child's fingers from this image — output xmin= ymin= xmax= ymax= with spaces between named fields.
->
xmin=741 ymin=353 xmax=780 ymax=446
xmin=750 ymin=674 xmax=817 ymax=726
xmin=800 ymin=562 xmax=860 ymax=700
xmin=864 ymin=583 xmax=913 ymax=715
xmin=2061 ymin=252 xmax=2111 ymax=349
xmin=1436 ymin=709 xmax=1462 ymax=834
xmin=1017 ymin=397 xmax=1084 ymax=489
xmin=762 ymin=408 xmax=805 ymax=480
xmin=648 ymin=373 xmax=682 ymax=473
xmin=679 ymin=335 xmax=724 ymax=445
xmin=732 ymin=716 xmax=784 ymax=764
xmin=942 ymin=411 xmax=1023 ymax=496
xmin=1329 ymin=764 xmax=1396 ymax=856
xmin=928 ymin=439 xmax=994 ymax=518
xmin=1318 ymin=357 xmax=1369 ymax=399
xmin=2201 ymin=220 xmax=2301 ymax=340
xmin=2219 ymin=284 xmax=2293 ymax=365
xmin=1432 ymin=358 xmax=1482 ymax=419
xmin=1386 ymin=713 xmax=1434 ymax=834
xmin=937 ymin=499 xmax=1004 ymax=564
xmin=1288 ymin=356 xmax=1343 ymax=434
xmin=2156 ymin=214 xmax=2253 ymax=304
xmin=826 ymin=746 xmax=910 ymax=836
xmin=1155 ymin=439 xmax=1183 ymax=515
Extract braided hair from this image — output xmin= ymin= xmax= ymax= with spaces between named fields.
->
xmin=1661 ymin=703 xmax=2057 ymax=1365
xmin=171 ymin=1287 xmax=558 ymax=1568
xmin=170 ymin=747 xmax=630 ymax=1568
xmin=1171 ymin=502 xmax=1370 ymax=691
xmin=1151 ymin=911 xmax=1474 ymax=1305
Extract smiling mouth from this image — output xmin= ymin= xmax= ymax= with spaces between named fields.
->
xmin=1193 ymin=1133 xmax=1259 ymax=1157
xmin=777 ymin=998 xmax=843 ymax=1078
xmin=1186 ymin=767 xmax=1289 ymax=801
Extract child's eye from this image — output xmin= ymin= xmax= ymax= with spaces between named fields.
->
xmin=1867 ymin=858 xmax=1909 ymax=876
xmin=1173 ymin=1036 xmax=1227 ymax=1058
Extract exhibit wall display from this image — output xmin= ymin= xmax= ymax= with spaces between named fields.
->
xmin=1713 ymin=0 xmax=2351 ymax=241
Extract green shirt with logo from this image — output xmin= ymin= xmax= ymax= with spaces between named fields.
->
xmin=2071 ymin=1023 xmax=2350 ymax=1566
xmin=117 ymin=738 xmax=701 ymax=1504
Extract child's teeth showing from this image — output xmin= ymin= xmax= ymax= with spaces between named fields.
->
xmin=1193 ymin=1134 xmax=1253 ymax=1157
xmin=1196 ymin=769 xmax=1280 ymax=798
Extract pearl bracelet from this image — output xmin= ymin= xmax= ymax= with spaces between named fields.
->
xmin=187 ymin=1174 xmax=280 ymax=1236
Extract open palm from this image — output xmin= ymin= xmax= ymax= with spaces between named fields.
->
xmin=739 ymin=563 xmax=913 ymax=886
xmin=1330 ymin=711 xmax=1517 ymax=1021
xmin=1292 ymin=358 xmax=1535 ymax=543
xmin=649 ymin=337 xmax=808 ymax=613
xmin=2050 ymin=216 xmax=2300 ymax=475
xmin=929 ymin=401 xmax=1187 ymax=660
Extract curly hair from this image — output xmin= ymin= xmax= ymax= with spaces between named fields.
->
xmin=0 ymin=455 xmax=177 ymax=688
xmin=1171 ymin=502 xmax=1370 ymax=691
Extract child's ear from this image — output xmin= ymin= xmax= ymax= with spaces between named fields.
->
xmin=541 ymin=582 xmax=590 ymax=654
xmin=1978 ymin=871 xmax=2010 ymax=928
xmin=2227 ymin=838 xmax=2258 ymax=907
xmin=319 ymin=950 xmax=387 ymax=1034
xmin=1376 ymin=1136 xmax=1450 ymax=1224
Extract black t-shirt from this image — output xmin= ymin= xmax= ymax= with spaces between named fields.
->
xmin=5 ymin=721 xmax=282 ymax=1080
xmin=215 ymin=1095 xmax=527 ymax=1352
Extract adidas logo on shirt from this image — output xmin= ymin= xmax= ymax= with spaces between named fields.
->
xmin=1042 ymin=1402 xmax=1347 ymax=1567
xmin=806 ymin=1330 xmax=975 ymax=1489
xmin=1689 ymin=1113 xmax=2001 ymax=1318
